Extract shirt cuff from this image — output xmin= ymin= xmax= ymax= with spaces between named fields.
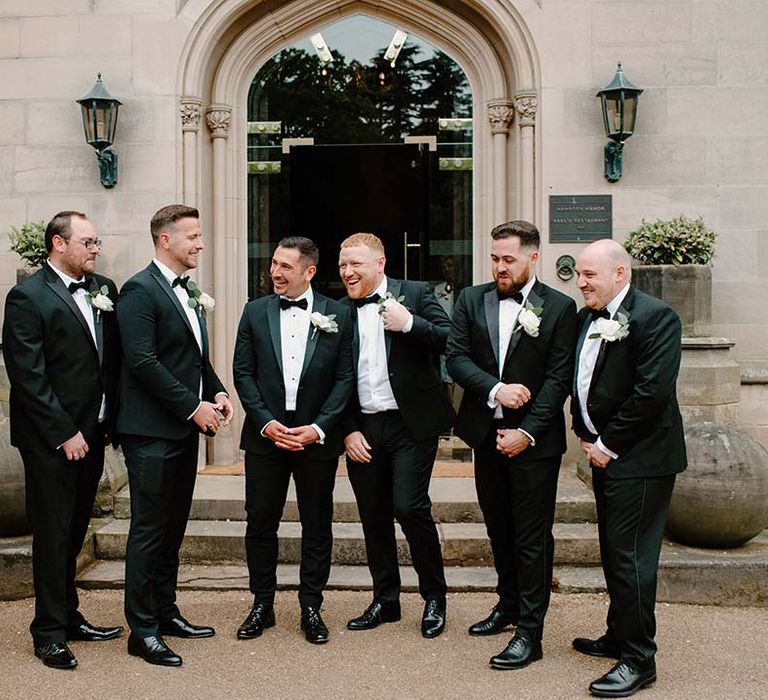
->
xmin=402 ymin=314 xmax=414 ymax=333
xmin=187 ymin=400 xmax=203 ymax=421
xmin=214 ymin=391 xmax=229 ymax=400
xmin=487 ymin=382 xmax=503 ymax=409
xmin=310 ymin=423 xmax=325 ymax=444
xmin=260 ymin=419 xmax=276 ymax=437
xmin=518 ymin=428 xmax=536 ymax=447
xmin=596 ymin=438 xmax=618 ymax=460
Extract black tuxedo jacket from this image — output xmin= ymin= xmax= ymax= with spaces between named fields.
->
xmin=233 ymin=291 xmax=354 ymax=459
xmin=116 ymin=262 xmax=226 ymax=440
xmin=3 ymin=264 xmax=120 ymax=451
xmin=446 ymin=279 xmax=578 ymax=456
xmin=571 ymin=285 xmax=687 ymax=478
xmin=341 ymin=278 xmax=454 ymax=442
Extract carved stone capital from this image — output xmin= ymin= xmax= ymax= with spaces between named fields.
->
xmin=206 ymin=104 xmax=232 ymax=139
xmin=487 ymin=99 xmax=515 ymax=135
xmin=515 ymin=92 xmax=538 ymax=127
xmin=180 ymin=98 xmax=203 ymax=132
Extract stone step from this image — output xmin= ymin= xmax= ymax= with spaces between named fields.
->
xmin=77 ymin=560 xmax=607 ymax=595
xmin=112 ymin=470 xmax=597 ymax=525
xmin=93 ymin=519 xmax=602 ymax=567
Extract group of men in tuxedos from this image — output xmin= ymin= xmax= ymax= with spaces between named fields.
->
xmin=4 ymin=210 xmax=684 ymax=698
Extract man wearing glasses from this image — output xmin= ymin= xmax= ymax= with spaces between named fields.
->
xmin=3 ymin=211 xmax=123 ymax=669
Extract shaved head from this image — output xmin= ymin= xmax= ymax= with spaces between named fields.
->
xmin=575 ymin=239 xmax=632 ymax=309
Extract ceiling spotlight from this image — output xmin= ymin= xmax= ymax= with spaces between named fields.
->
xmin=384 ymin=29 xmax=408 ymax=67
xmin=310 ymin=33 xmax=333 ymax=64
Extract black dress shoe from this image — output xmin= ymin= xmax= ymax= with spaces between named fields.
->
xmin=421 ymin=599 xmax=446 ymax=639
xmin=237 ymin=603 xmax=276 ymax=639
xmin=159 ymin=614 xmax=215 ymax=639
xmin=589 ymin=661 xmax=656 ymax=697
xmin=346 ymin=600 xmax=402 ymax=631
xmin=66 ymin=621 xmax=124 ymax=642
xmin=572 ymin=635 xmax=621 ymax=659
xmin=468 ymin=605 xmax=517 ymax=636
xmin=127 ymin=634 xmax=182 ymax=667
xmin=489 ymin=633 xmax=543 ymax=669
xmin=301 ymin=606 xmax=329 ymax=644
xmin=34 ymin=642 xmax=77 ymax=669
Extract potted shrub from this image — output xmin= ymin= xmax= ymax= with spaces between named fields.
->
xmin=624 ymin=215 xmax=716 ymax=337
xmin=8 ymin=221 xmax=47 ymax=283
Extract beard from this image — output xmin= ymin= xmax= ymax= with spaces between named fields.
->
xmin=495 ymin=267 xmax=530 ymax=296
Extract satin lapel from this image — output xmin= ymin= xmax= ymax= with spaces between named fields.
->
xmin=87 ymin=277 xmax=104 ymax=366
xmin=385 ymin=278 xmax=402 ymax=360
xmin=44 ymin=268 xmax=98 ymax=357
xmin=483 ymin=288 xmax=500 ymax=369
xmin=589 ymin=301 xmax=632 ymax=389
xmin=504 ymin=286 xmax=544 ymax=366
xmin=149 ymin=264 xmax=197 ymax=342
xmin=267 ymin=295 xmax=283 ymax=374
xmin=199 ymin=309 xmax=210 ymax=361
xmin=348 ymin=298 xmax=360 ymax=368
xmin=300 ymin=294 xmax=324 ymax=381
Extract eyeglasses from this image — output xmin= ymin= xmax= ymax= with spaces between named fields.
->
xmin=70 ymin=238 xmax=103 ymax=250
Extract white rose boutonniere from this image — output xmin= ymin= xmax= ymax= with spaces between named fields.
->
xmin=88 ymin=285 xmax=114 ymax=322
xmin=589 ymin=313 xmax=630 ymax=342
xmin=377 ymin=291 xmax=406 ymax=315
xmin=310 ymin=311 xmax=338 ymax=339
xmin=185 ymin=280 xmax=215 ymax=316
xmin=515 ymin=302 xmax=543 ymax=338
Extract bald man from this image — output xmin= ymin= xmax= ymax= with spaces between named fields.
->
xmin=570 ymin=239 xmax=686 ymax=698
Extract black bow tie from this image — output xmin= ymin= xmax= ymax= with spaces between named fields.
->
xmin=68 ymin=279 xmax=91 ymax=294
xmin=590 ymin=307 xmax=611 ymax=321
xmin=279 ymin=297 xmax=308 ymax=311
xmin=354 ymin=293 xmax=382 ymax=308
xmin=498 ymin=290 xmax=524 ymax=304
xmin=172 ymin=276 xmax=190 ymax=290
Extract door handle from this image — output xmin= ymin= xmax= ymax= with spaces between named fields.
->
xmin=403 ymin=231 xmax=421 ymax=280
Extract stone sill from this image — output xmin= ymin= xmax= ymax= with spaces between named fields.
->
xmin=740 ymin=360 xmax=768 ymax=385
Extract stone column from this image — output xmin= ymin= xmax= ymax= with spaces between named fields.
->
xmin=180 ymin=98 xmax=203 ymax=206
xmin=487 ymin=99 xmax=514 ymax=224
xmin=515 ymin=92 xmax=537 ymax=223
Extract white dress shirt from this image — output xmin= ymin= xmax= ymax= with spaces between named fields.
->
xmin=576 ymin=284 xmax=630 ymax=459
xmin=487 ymin=276 xmax=536 ymax=444
xmin=357 ymin=276 xmax=400 ymax=413
xmin=153 ymin=258 xmax=202 ymax=353
xmin=47 ymin=261 xmax=106 ymax=422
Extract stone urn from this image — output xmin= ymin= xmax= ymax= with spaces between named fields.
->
xmin=667 ymin=422 xmax=768 ymax=548
xmin=632 ymin=264 xmax=711 ymax=337
xmin=0 ymin=418 xmax=30 ymax=536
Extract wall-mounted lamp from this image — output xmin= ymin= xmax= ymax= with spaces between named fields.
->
xmin=596 ymin=63 xmax=642 ymax=183
xmin=77 ymin=73 xmax=122 ymax=188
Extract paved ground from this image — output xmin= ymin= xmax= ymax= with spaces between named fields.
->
xmin=0 ymin=590 xmax=765 ymax=699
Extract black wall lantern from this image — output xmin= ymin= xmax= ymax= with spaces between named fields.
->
xmin=77 ymin=73 xmax=122 ymax=188
xmin=596 ymin=64 xmax=642 ymax=183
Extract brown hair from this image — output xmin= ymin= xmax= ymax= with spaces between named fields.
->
xmin=277 ymin=236 xmax=319 ymax=267
xmin=44 ymin=211 xmax=87 ymax=253
xmin=490 ymin=220 xmax=540 ymax=250
xmin=150 ymin=204 xmax=199 ymax=243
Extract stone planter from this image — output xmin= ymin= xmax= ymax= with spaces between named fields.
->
xmin=632 ymin=264 xmax=711 ymax=337
xmin=667 ymin=422 xmax=768 ymax=548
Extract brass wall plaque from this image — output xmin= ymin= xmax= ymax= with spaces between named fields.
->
xmin=549 ymin=195 xmax=612 ymax=243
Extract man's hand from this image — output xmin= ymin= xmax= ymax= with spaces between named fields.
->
xmin=283 ymin=425 xmax=321 ymax=447
xmin=581 ymin=439 xmax=612 ymax=469
xmin=496 ymin=428 xmax=530 ymax=458
xmin=264 ymin=421 xmax=305 ymax=451
xmin=192 ymin=401 xmax=223 ymax=434
xmin=380 ymin=300 xmax=412 ymax=332
xmin=61 ymin=431 xmax=89 ymax=461
xmin=215 ymin=394 xmax=235 ymax=427
xmin=495 ymin=383 xmax=531 ymax=410
xmin=344 ymin=431 xmax=372 ymax=463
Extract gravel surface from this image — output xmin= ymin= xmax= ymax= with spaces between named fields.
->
xmin=0 ymin=590 xmax=765 ymax=699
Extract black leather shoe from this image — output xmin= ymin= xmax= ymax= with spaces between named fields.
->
xmin=589 ymin=661 xmax=656 ymax=697
xmin=489 ymin=633 xmax=543 ymax=669
xmin=346 ymin=600 xmax=402 ymax=631
xmin=66 ymin=621 xmax=124 ymax=642
xmin=159 ymin=614 xmax=215 ymax=639
xmin=127 ymin=634 xmax=182 ymax=667
xmin=421 ymin=599 xmax=446 ymax=639
xmin=34 ymin=642 xmax=77 ymax=669
xmin=301 ymin=606 xmax=329 ymax=644
xmin=468 ymin=605 xmax=517 ymax=636
xmin=237 ymin=603 xmax=276 ymax=639
xmin=573 ymin=635 xmax=621 ymax=659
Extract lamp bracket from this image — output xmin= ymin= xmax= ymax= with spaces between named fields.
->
xmin=604 ymin=141 xmax=624 ymax=183
xmin=96 ymin=148 xmax=118 ymax=188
